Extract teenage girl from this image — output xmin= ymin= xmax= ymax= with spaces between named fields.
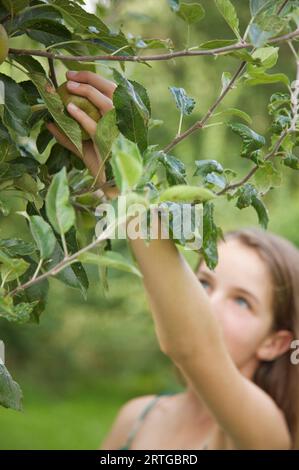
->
xmin=46 ymin=70 xmax=299 ymax=450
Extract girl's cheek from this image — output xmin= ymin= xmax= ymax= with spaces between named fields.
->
xmin=220 ymin=307 xmax=258 ymax=349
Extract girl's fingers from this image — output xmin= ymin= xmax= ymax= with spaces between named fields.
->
xmin=66 ymin=102 xmax=97 ymax=137
xmin=66 ymin=70 xmax=117 ymax=99
xmin=66 ymin=80 xmax=113 ymax=115
xmin=45 ymin=121 xmax=81 ymax=158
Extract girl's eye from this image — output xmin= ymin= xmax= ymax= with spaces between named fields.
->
xmin=235 ymin=297 xmax=251 ymax=309
xmin=199 ymin=279 xmax=210 ymax=290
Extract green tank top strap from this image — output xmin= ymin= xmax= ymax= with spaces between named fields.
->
xmin=118 ymin=391 xmax=177 ymax=450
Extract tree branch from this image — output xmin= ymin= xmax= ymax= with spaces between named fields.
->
xmin=163 ymin=61 xmax=246 ymax=153
xmin=8 ymin=28 xmax=299 ymax=63
xmin=9 ymin=213 xmax=129 ymax=297
xmin=216 ymin=129 xmax=288 ymax=195
xmin=216 ymin=53 xmax=299 ymax=196
xmin=48 ymin=58 xmax=58 ymax=89
xmin=277 ymin=0 xmax=289 ymax=15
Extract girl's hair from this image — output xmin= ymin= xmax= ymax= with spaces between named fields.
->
xmin=174 ymin=227 xmax=299 ymax=449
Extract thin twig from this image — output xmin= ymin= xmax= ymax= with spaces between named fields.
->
xmin=48 ymin=58 xmax=58 ymax=89
xmin=8 ymin=28 xmax=299 ymax=63
xmin=9 ymin=214 xmax=129 ymax=296
xmin=163 ymin=61 xmax=246 ymax=153
xmin=277 ymin=0 xmax=289 ymax=15
xmin=216 ymin=130 xmax=288 ymax=195
xmin=217 ymin=48 xmax=299 ymax=196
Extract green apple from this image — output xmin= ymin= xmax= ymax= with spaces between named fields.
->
xmin=0 ymin=24 xmax=9 ymax=66
xmin=57 ymin=81 xmax=101 ymax=141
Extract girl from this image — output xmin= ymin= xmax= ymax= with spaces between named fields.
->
xmin=46 ymin=70 xmax=299 ymax=450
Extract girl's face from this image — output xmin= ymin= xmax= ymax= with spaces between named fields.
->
xmin=197 ymin=238 xmax=274 ymax=375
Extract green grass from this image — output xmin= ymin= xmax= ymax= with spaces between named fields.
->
xmin=0 ymin=390 xmax=123 ymax=450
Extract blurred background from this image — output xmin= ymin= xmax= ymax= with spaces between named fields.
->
xmin=1 ymin=0 xmax=299 ymax=449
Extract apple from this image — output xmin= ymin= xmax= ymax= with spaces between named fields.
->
xmin=57 ymin=81 xmax=102 ymax=141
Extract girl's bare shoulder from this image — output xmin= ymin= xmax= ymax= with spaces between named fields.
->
xmin=99 ymin=394 xmax=157 ymax=450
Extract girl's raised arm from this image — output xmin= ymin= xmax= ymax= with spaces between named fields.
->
xmin=47 ymin=71 xmax=291 ymax=450
xmin=127 ymin=220 xmax=291 ymax=450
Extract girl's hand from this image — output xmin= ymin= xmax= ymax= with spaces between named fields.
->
xmin=45 ymin=70 xmax=119 ymax=200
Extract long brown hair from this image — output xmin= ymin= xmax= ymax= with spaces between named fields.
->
xmin=174 ymin=227 xmax=299 ymax=448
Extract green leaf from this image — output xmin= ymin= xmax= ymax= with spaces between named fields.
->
xmin=13 ymin=174 xmax=44 ymax=211
xmin=0 ymin=293 xmax=37 ymax=324
xmin=194 ymin=159 xmax=224 ymax=176
xmin=236 ymin=183 xmax=269 ymax=228
xmin=250 ymin=0 xmax=273 ymax=17
xmin=158 ymin=153 xmax=187 ymax=185
xmin=113 ymin=75 xmax=151 ymax=153
xmin=201 ymin=202 xmax=223 ymax=270
xmin=135 ymin=37 xmax=174 ymax=51
xmin=48 ymin=0 xmax=110 ymax=35
xmin=14 ymin=263 xmax=49 ymax=324
xmin=21 ymin=19 xmax=72 ymax=48
xmin=221 ymin=72 xmax=232 ymax=93
xmin=137 ymin=148 xmax=160 ymax=187
xmin=169 ymin=87 xmax=196 ymax=115
xmin=159 ymin=185 xmax=215 ymax=203
xmin=229 ymin=49 xmax=261 ymax=64
xmin=251 ymin=196 xmax=269 ymax=229
xmin=0 ymin=73 xmax=31 ymax=137
xmin=176 ymin=3 xmax=205 ymax=24
xmin=0 ymin=363 xmax=23 ymax=411
xmin=254 ymin=161 xmax=282 ymax=192
xmin=229 ymin=123 xmax=265 ymax=163
xmin=36 ymin=128 xmax=53 ymax=154
xmin=1 ymin=0 xmax=29 ymax=14
xmin=215 ymin=0 xmax=240 ymax=39
xmin=251 ymin=47 xmax=279 ymax=70
xmin=248 ymin=23 xmax=273 ymax=47
xmin=194 ymin=160 xmax=226 ymax=190
xmin=111 ymin=136 xmax=143 ymax=193
xmin=45 ymin=240 xmax=87 ymax=295
xmin=6 ymin=4 xmax=63 ymax=34
xmin=283 ymin=153 xmax=299 ymax=170
xmin=168 ymin=0 xmax=180 ymax=12
xmin=245 ymin=70 xmax=289 ymax=87
xmin=0 ymin=239 xmax=35 ymax=257
xmin=84 ymin=31 xmax=135 ymax=58
xmin=0 ymin=250 xmax=30 ymax=283
xmin=64 ymin=226 xmax=89 ymax=297
xmin=26 ymin=71 xmax=82 ymax=156
xmin=78 ymin=251 xmax=142 ymax=278
xmin=94 ymin=108 xmax=119 ymax=162
xmin=245 ymin=47 xmax=289 ymax=86
xmin=205 ymin=172 xmax=227 ymax=189
xmin=268 ymin=93 xmax=290 ymax=115
xmin=45 ymin=167 xmax=76 ymax=235
xmin=29 ymin=215 xmax=56 ymax=260
xmin=216 ymin=108 xmax=252 ymax=124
